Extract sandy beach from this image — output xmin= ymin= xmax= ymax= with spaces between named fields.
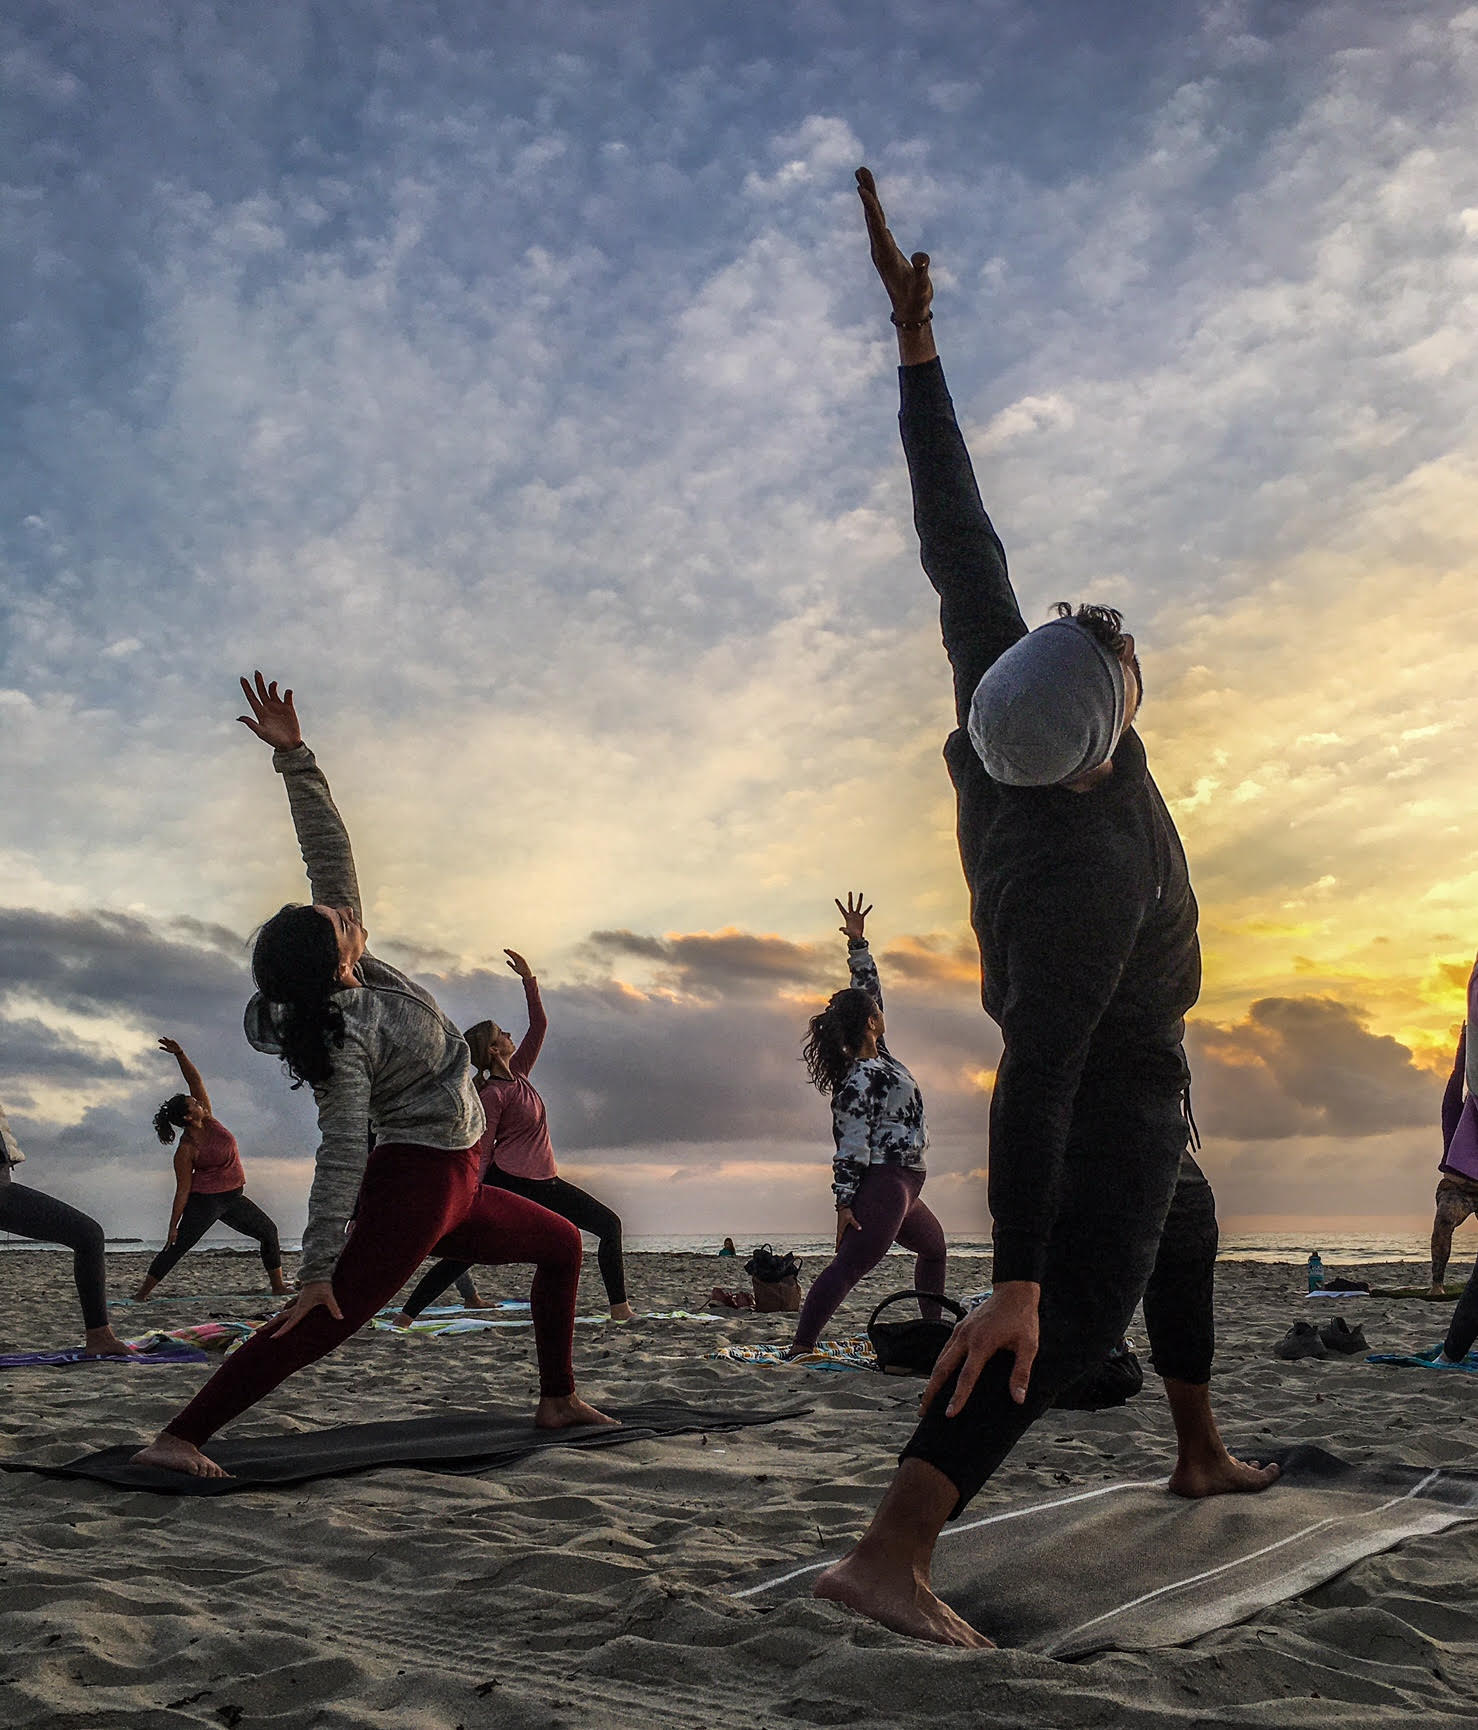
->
xmin=3 ymin=1247 xmax=1478 ymax=1728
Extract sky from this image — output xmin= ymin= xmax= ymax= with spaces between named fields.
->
xmin=2 ymin=0 xmax=1477 ymax=1247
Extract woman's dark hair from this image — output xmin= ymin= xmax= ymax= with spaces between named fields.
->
xmin=801 ymin=987 xmax=878 ymax=1096
xmin=463 ymin=1020 xmax=498 ymax=1089
xmin=153 ymin=1093 xmax=192 ymax=1145
xmin=251 ymin=903 xmax=346 ymax=1090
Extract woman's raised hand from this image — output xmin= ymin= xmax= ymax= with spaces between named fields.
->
xmin=504 ymin=949 xmax=535 ymax=980
xmin=856 ymin=167 xmax=932 ymax=324
xmin=157 ymin=1037 xmax=184 ymax=1058
xmin=237 ymin=672 xmax=303 ymax=751
xmin=836 ymin=892 xmax=873 ymax=943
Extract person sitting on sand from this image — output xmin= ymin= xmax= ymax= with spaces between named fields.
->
xmin=810 ymin=170 xmax=1275 ymax=1648
xmin=133 ymin=1038 xmax=290 ymax=1301
xmin=392 ymin=950 xmax=633 ymax=1326
xmin=718 ymin=1237 xmax=737 ymax=1257
xmin=0 ymin=1091 xmax=137 ymax=1357
xmin=1431 ymin=961 xmax=1478 ymax=1297
xmin=787 ymin=894 xmax=945 ymax=1355
xmin=132 ymin=675 xmax=615 ymax=1479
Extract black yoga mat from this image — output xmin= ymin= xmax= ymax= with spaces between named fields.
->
xmin=0 ymin=1400 xmax=809 ymax=1497
xmin=733 ymin=1446 xmax=1478 ymax=1657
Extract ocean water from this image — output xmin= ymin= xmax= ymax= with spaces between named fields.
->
xmin=0 ymin=1230 xmax=1443 ymax=1267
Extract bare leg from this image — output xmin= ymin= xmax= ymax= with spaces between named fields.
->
xmin=133 ymin=1274 xmax=160 ymax=1301
xmin=813 ymin=1458 xmax=992 ymax=1648
xmin=1163 ymin=1378 xmax=1279 ymax=1498
xmin=269 ymin=1267 xmax=291 ymax=1296
xmin=535 ymin=1393 xmax=621 ymax=1430
xmin=1432 ymin=1207 xmax=1456 ymax=1296
xmin=131 ymin=1431 xmax=230 ymax=1479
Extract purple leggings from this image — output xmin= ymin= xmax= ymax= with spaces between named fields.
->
xmin=792 ymin=1166 xmax=947 ymax=1350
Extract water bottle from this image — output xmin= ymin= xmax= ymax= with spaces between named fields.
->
xmin=1307 ymin=1251 xmax=1324 ymax=1292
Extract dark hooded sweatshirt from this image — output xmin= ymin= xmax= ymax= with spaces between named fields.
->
xmin=900 ymin=358 xmax=1200 ymax=1286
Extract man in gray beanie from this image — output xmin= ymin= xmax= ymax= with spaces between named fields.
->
xmin=813 ymin=171 xmax=1276 ymax=1648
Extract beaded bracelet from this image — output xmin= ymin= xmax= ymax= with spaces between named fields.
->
xmin=890 ymin=310 xmax=933 ymax=330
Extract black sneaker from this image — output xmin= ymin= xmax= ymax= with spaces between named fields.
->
xmin=1318 ymin=1316 xmax=1369 ymax=1354
xmin=1275 ymin=1321 xmax=1328 ymax=1360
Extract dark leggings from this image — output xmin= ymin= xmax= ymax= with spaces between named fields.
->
xmin=792 ymin=1166 xmax=946 ymax=1350
xmin=145 ymin=1187 xmax=282 ymax=1283
xmin=902 ymin=1103 xmax=1215 ymax=1516
xmin=0 ymin=1181 xmax=110 ymax=1330
xmin=165 ymin=1143 xmax=583 ymax=1447
xmin=402 ymin=1168 xmax=626 ymax=1314
xmin=1444 ymin=1258 xmax=1478 ymax=1360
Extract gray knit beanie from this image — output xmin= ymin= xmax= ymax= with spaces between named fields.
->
xmin=967 ymin=618 xmax=1127 ymax=786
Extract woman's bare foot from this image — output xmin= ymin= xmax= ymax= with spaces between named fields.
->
xmin=461 ymin=1294 xmax=496 ymax=1310
xmin=813 ymin=1549 xmax=993 ymax=1648
xmin=609 ymin=1301 xmax=634 ymax=1322
xmin=132 ymin=1279 xmax=158 ymax=1302
xmin=1168 ymin=1449 xmax=1280 ymax=1499
xmin=131 ymin=1432 xmax=230 ymax=1479
xmin=269 ymin=1271 xmax=291 ymax=1296
xmin=82 ymin=1326 xmax=138 ymax=1358
xmin=535 ymin=1393 xmax=621 ymax=1430
xmin=388 ymin=1311 xmax=415 ymax=1329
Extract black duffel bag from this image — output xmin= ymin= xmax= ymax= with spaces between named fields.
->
xmin=866 ymin=1289 xmax=967 ymax=1376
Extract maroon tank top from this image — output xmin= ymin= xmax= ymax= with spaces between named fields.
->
xmin=189 ymin=1116 xmax=246 ymax=1195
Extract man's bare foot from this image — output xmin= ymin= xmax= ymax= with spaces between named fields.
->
xmin=1168 ymin=1450 xmax=1280 ymax=1499
xmin=130 ymin=1432 xmax=231 ymax=1479
xmin=535 ymin=1393 xmax=621 ymax=1430
xmin=82 ymin=1326 xmax=138 ymax=1358
xmin=813 ymin=1548 xmax=993 ymax=1648
xmin=609 ymin=1301 xmax=634 ymax=1322
xmin=1429 ymin=1284 xmax=1448 ymax=1299
xmin=461 ymin=1295 xmax=496 ymax=1309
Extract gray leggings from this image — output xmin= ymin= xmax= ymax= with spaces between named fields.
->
xmin=0 ymin=1180 xmax=110 ymax=1330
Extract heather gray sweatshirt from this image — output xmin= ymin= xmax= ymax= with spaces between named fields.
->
xmin=243 ymin=743 xmax=485 ymax=1284
xmin=0 ymin=1096 xmax=24 ymax=1185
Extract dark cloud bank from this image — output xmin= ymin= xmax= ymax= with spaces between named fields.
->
xmin=0 ymin=908 xmax=1448 ymax=1232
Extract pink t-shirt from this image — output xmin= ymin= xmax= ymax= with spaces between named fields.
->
xmin=477 ymin=976 xmax=557 ymax=1182
xmin=189 ymin=1116 xmax=246 ymax=1194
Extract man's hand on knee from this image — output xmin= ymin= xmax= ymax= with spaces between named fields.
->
xmin=920 ymin=1281 xmax=1041 ymax=1417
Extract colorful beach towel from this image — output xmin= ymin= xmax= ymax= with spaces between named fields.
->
xmin=0 ymin=1336 xmax=208 ymax=1369
xmin=372 ymin=1308 xmax=721 ymax=1337
xmin=0 ymin=1400 xmax=812 ymax=1496
xmin=712 ymin=1338 xmax=877 ymax=1372
xmin=733 ymin=1446 xmax=1478 ymax=1656
xmin=1365 ymin=1344 xmax=1478 ymax=1373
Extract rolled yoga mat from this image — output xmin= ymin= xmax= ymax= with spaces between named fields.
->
xmin=0 ymin=1400 xmax=810 ymax=1497
xmin=732 ymin=1445 xmax=1478 ymax=1658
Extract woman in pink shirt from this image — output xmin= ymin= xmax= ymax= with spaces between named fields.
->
xmin=134 ymin=1037 xmax=290 ymax=1300
xmin=394 ymin=951 xmax=632 ymax=1323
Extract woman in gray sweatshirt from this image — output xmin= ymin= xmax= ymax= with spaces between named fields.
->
xmin=133 ymin=674 xmax=616 ymax=1479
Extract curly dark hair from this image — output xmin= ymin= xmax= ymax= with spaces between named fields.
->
xmin=1054 ymin=601 xmax=1144 ymax=702
xmin=251 ymin=903 xmax=346 ymax=1090
xmin=801 ymin=987 xmax=878 ymax=1096
xmin=153 ymin=1093 xmax=192 ymax=1145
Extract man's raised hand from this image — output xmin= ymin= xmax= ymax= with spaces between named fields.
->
xmin=237 ymin=672 xmax=303 ymax=752
xmin=856 ymin=167 xmax=933 ymax=324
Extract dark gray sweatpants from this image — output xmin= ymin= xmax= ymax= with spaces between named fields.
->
xmin=902 ymin=1093 xmax=1216 ymax=1515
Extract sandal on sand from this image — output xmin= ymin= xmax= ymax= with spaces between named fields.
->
xmin=1318 ymin=1316 xmax=1370 ymax=1354
xmin=1275 ymin=1321 xmax=1327 ymax=1360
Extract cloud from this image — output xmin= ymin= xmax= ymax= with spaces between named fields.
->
xmin=1187 ymin=993 xmax=1442 ymax=1142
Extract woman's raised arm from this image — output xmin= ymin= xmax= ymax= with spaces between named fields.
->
xmin=159 ymin=1037 xmax=211 ymax=1115
xmin=238 ymin=672 xmax=363 ymax=918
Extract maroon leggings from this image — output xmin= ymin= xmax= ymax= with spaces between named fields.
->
xmin=792 ymin=1165 xmax=947 ymax=1351
xmin=165 ymin=1142 xmax=582 ymax=1446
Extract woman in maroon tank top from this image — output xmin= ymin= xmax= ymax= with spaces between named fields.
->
xmin=133 ymin=1038 xmax=290 ymax=1300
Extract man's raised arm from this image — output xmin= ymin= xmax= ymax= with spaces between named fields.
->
xmin=856 ymin=168 xmax=1027 ymax=725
